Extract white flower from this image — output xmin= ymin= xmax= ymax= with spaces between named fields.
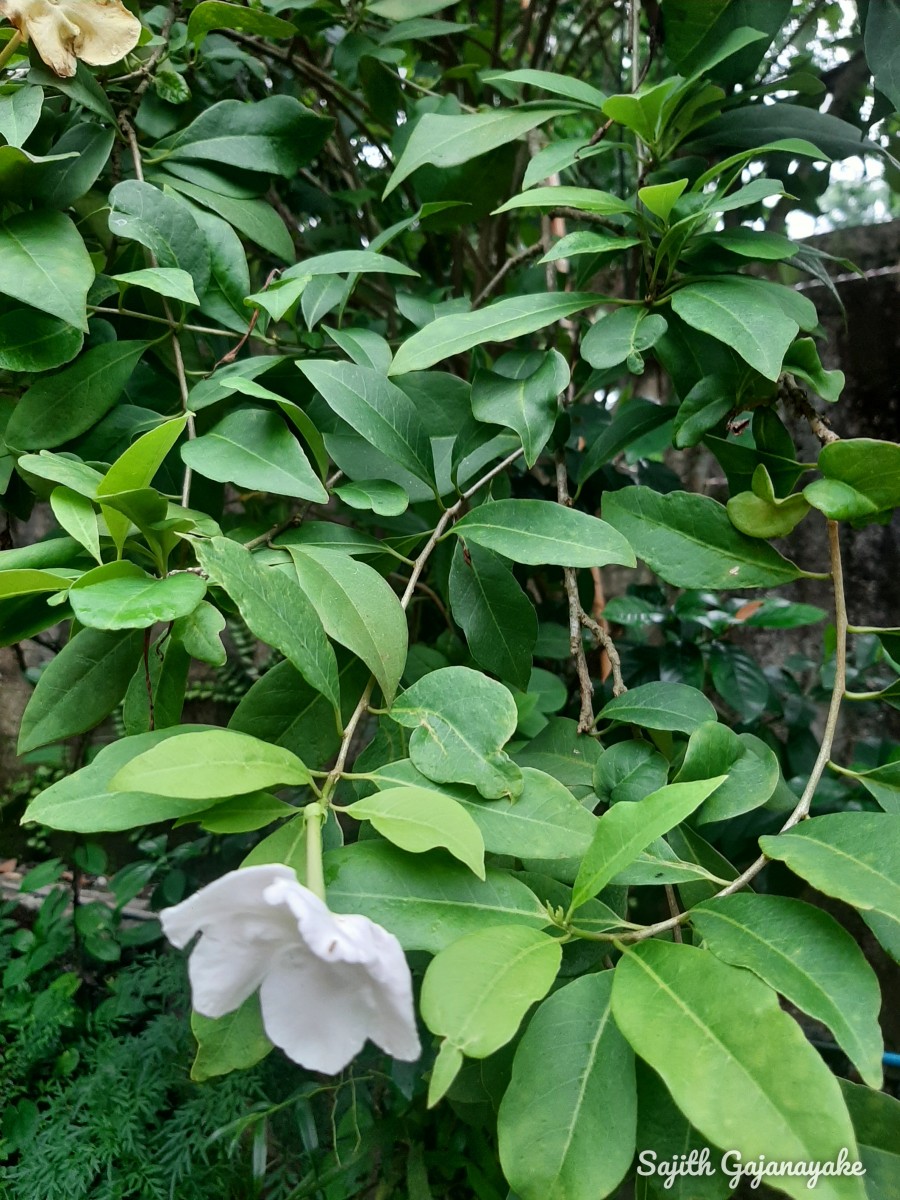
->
xmin=160 ymin=865 xmax=421 ymax=1075
xmin=0 ymin=0 xmax=141 ymax=79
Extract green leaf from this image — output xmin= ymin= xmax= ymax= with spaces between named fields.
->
xmin=390 ymin=666 xmax=523 ymax=799
xmin=571 ymin=777 xmax=726 ymax=908
xmin=453 ymin=499 xmax=635 ymax=569
xmin=21 ymin=726 xmax=223 ymax=831
xmin=324 ymin=841 xmax=549 ymax=952
xmin=708 ymin=644 xmax=770 ymax=721
xmin=804 ymin=438 xmax=900 ymax=522
xmin=611 ymin=942 xmax=866 ymax=1200
xmin=196 ymin=536 xmax=340 ymax=712
xmin=635 ymin=1062 xmax=728 ymax=1200
xmin=111 ymin=728 xmax=309 ymax=798
xmin=593 ymin=740 xmax=669 ymax=806
xmin=471 ymin=350 xmax=568 ymax=467
xmin=0 ymin=307 xmax=83 ymax=373
xmin=181 ymin=406 xmax=327 ymax=502
xmin=697 ymin=226 xmax=799 ymax=261
xmin=31 ymin=123 xmax=115 ymax=209
xmin=18 ymin=627 xmax=144 ymax=753
xmin=839 ymin=1079 xmax=900 ymax=1195
xmin=671 ymin=277 xmax=813 ymax=381
xmin=299 ymin=359 xmax=433 ymax=484
xmin=540 ymin=230 xmax=642 ymax=263
xmin=602 ymin=486 xmax=805 ymax=588
xmin=107 ymin=181 xmax=211 ymax=296
xmin=662 ymin=6 xmax=788 ymax=85
xmin=187 ymin=1 xmax=297 ymax=46
xmin=691 ymin=894 xmax=883 ymax=1088
xmin=581 ymin=306 xmax=668 ymax=373
xmin=0 ymin=211 xmax=94 ymax=330
xmin=181 ymin=791 xmax=294 ymax=833
xmin=171 ymin=601 xmax=227 ymax=667
xmin=163 ymin=175 xmax=296 ymax=263
xmin=598 ymin=681 xmax=717 ymax=734
xmin=285 ymin=546 xmax=408 ymax=704
xmin=639 ymin=178 xmax=688 ymax=221
xmin=449 ymin=541 xmax=536 ymax=690
xmin=334 ymin=479 xmax=409 ymax=516
xmin=693 ymin=103 xmax=879 ymax=163
xmin=188 ymin=357 xmax=287 ymax=412
xmin=97 ymin=417 xmax=187 ymax=552
xmin=0 ymin=85 xmax=42 ymax=148
xmin=161 ymin=96 xmax=332 ymax=176
xmin=577 ymin=399 xmax=672 ymax=485
xmin=0 ymin=568 xmax=75 ymax=599
xmin=112 ymin=267 xmax=200 ymax=307
xmin=494 ymin=185 xmax=632 ymax=216
xmin=674 ymin=722 xmax=778 ymax=824
xmin=388 ymin=293 xmax=598 ymax=376
xmin=498 ymin=973 xmax=636 ymax=1200
xmin=783 ymin=337 xmax=844 ymax=404
xmin=760 ymin=813 xmax=900 ymax=923
xmin=345 ymin=786 xmax=486 ymax=878
xmin=421 ymin=925 xmax=561 ymax=1073
xmin=122 ymin=636 xmax=189 ymax=735
xmin=5 ymin=341 xmax=148 ymax=452
xmin=280 ymin=250 xmax=418 ymax=286
xmin=484 ymin=68 xmax=607 ymax=109
xmin=384 ymin=107 xmax=569 ymax=197
xmin=727 ymin=464 xmax=810 ymax=538
xmin=865 ymin=0 xmax=900 ymax=108
xmin=191 ymin=995 xmax=272 ymax=1082
xmin=216 ymin=377 xmax=328 ymax=480
xmin=49 ymin=488 xmax=101 ymax=565
xmin=70 ymin=569 xmax=206 ymax=631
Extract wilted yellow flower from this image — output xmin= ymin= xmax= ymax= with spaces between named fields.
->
xmin=0 ymin=0 xmax=141 ymax=78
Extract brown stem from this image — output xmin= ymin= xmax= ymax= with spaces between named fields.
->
xmin=555 ymin=454 xmax=595 ymax=731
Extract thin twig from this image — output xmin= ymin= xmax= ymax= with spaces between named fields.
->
xmin=781 ymin=375 xmax=840 ymax=446
xmin=548 ymin=206 xmax=623 ymax=232
xmin=555 ymin=454 xmax=595 ymax=731
xmin=580 ymin=610 xmax=626 ymax=696
xmin=474 ymin=243 xmax=544 ymax=306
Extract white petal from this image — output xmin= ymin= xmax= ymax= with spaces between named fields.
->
xmin=264 ymin=877 xmax=374 ymax=966
xmin=160 ymin=865 xmax=297 ymax=948
xmin=63 ymin=0 xmax=142 ymax=67
xmin=184 ymin=927 xmax=272 ymax=1018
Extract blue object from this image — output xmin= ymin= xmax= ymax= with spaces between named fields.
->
xmin=884 ymin=1052 xmax=900 ymax=1069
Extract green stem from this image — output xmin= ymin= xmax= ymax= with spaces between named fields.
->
xmin=304 ymin=802 xmax=327 ymax=901
xmin=0 ymin=31 xmax=23 ymax=72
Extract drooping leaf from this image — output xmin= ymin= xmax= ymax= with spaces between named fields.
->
xmin=602 ymin=487 xmax=806 ymax=588
xmin=598 ymin=681 xmax=717 ymax=734
xmin=111 ymin=267 xmax=200 ymax=307
xmin=195 ymin=536 xmax=340 ymax=711
xmin=390 ymin=666 xmax=523 ymax=799
xmin=324 ymin=840 xmax=549 ymax=952
xmin=345 ymin=786 xmax=486 ymax=878
xmin=471 ymin=350 xmax=568 ymax=467
xmin=70 ymin=568 xmax=206 ymax=631
xmin=49 ymin=487 xmax=101 ymax=564
xmin=498 ymin=972 xmax=636 ymax=1200
xmin=454 ymin=499 xmax=635 ymax=569
xmin=804 ymin=438 xmax=900 ymax=522
xmin=0 ymin=211 xmax=94 ymax=330
xmin=107 ymin=180 xmax=211 ymax=296
xmin=449 ymin=541 xmax=536 ymax=690
xmin=691 ymin=894 xmax=883 ymax=1088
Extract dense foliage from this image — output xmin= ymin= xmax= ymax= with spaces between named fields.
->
xmin=1 ymin=0 xmax=899 ymax=1196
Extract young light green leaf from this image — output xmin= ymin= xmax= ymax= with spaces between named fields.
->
xmin=0 ymin=568 xmax=74 ymax=600
xmin=49 ymin=487 xmax=101 ymax=564
xmin=299 ymin=359 xmax=433 ymax=484
xmin=389 ymin=293 xmax=598 ymax=376
xmin=728 ymin=465 xmax=811 ymax=539
xmin=390 ymin=666 xmax=523 ymax=799
xmin=449 ymin=541 xmax=537 ymax=690
xmin=494 ymin=186 xmax=632 ymax=215
xmin=803 ymin=438 xmax=900 ymax=521
xmin=70 ymin=569 xmax=206 ymax=631
xmin=96 ymin=417 xmax=188 ymax=552
xmin=639 ymin=178 xmax=688 ymax=221
xmin=0 ymin=211 xmax=94 ymax=330
xmin=181 ymin=406 xmax=328 ymax=502
xmin=453 ymin=499 xmax=635 ymax=569
xmin=571 ymin=776 xmax=726 ymax=908
xmin=498 ymin=972 xmax=636 ymax=1200
xmin=691 ymin=894 xmax=883 ymax=1088
xmin=18 ymin=627 xmax=145 ymax=753
xmin=612 ymin=942 xmax=866 ymax=1200
xmin=111 ymin=728 xmax=309 ymax=798
xmin=334 ymin=479 xmax=409 ymax=517
xmin=598 ymin=681 xmax=717 ymax=734
xmin=112 ymin=268 xmax=200 ymax=306
xmin=324 ymin=841 xmax=549 ymax=952
xmin=345 ymin=786 xmax=486 ymax=878
xmin=285 ymin=545 xmax=408 ymax=704
xmin=602 ymin=487 xmax=806 ymax=588
xmin=196 ymin=536 xmax=340 ymax=711
xmin=760 ymin=813 xmax=900 ymax=922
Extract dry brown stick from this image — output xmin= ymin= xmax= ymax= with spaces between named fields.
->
xmin=580 ymin=609 xmax=626 ymax=697
xmin=555 ymin=454 xmax=595 ymax=731
xmin=781 ymin=375 xmax=840 ymax=446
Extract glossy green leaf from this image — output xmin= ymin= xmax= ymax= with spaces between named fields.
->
xmin=171 ymin=601 xmax=227 ymax=667
xmin=111 ymin=728 xmax=309 ymax=798
xmin=187 ymin=1 xmax=297 ymax=46
xmin=49 ymin=487 xmax=101 ymax=565
xmin=390 ymin=665 xmax=523 ymax=799
xmin=286 ymin=545 xmax=408 ymax=704
xmin=299 ymin=359 xmax=433 ymax=484
xmin=107 ymin=181 xmax=211 ymax=296
xmin=5 ymin=340 xmax=148 ymax=451
xmin=0 ymin=307 xmax=83 ymax=373
xmin=804 ymin=438 xmax=900 ymax=521
xmin=593 ymin=740 xmax=669 ymax=806
xmin=196 ymin=536 xmax=340 ymax=711
xmin=471 ymin=350 xmax=567 ymax=467
xmin=581 ymin=306 xmax=668 ymax=373
xmin=612 ymin=942 xmax=866 ymax=1200
xmin=449 ymin=541 xmax=536 ymax=690
xmin=389 ymin=293 xmax=598 ymax=376
xmin=324 ymin=841 xmax=549 ymax=952
xmin=454 ymin=499 xmax=635 ymax=569
xmin=602 ymin=487 xmax=806 ymax=588
xmin=384 ymin=107 xmax=569 ymax=197
xmin=494 ymin=185 xmax=632 ymax=216
xmin=728 ymin=464 xmax=810 ymax=538
xmin=598 ymin=681 xmax=717 ymax=734
xmin=112 ymin=267 xmax=199 ymax=306
xmin=0 ymin=211 xmax=94 ymax=330
xmin=675 ymin=722 xmax=778 ymax=824
xmin=22 ymin=726 xmax=222 ymax=831
xmin=345 ymin=786 xmax=486 ymax=878
xmin=18 ymin=627 xmax=144 ymax=753
xmin=70 ymin=569 xmax=206 ymax=631
xmin=334 ymin=479 xmax=408 ymax=516
xmin=181 ymin=406 xmax=327 ymax=502
xmin=0 ymin=568 xmax=73 ymax=599
xmin=783 ymin=337 xmax=844 ymax=404
xmin=760 ymin=813 xmax=900 ymax=922
xmin=691 ymin=894 xmax=883 ymax=1088
xmin=577 ymin=398 xmax=672 ymax=485
xmin=191 ymin=995 xmax=272 ymax=1082
xmin=540 ymin=230 xmax=642 ymax=263
xmin=571 ymin=776 xmax=725 ymax=908
xmin=498 ymin=972 xmax=635 ymax=1200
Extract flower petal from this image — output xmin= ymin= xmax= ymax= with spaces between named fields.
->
xmin=66 ymin=0 xmax=141 ymax=67
xmin=0 ymin=0 xmax=79 ymax=77
xmin=160 ymin=864 xmax=297 ymax=949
